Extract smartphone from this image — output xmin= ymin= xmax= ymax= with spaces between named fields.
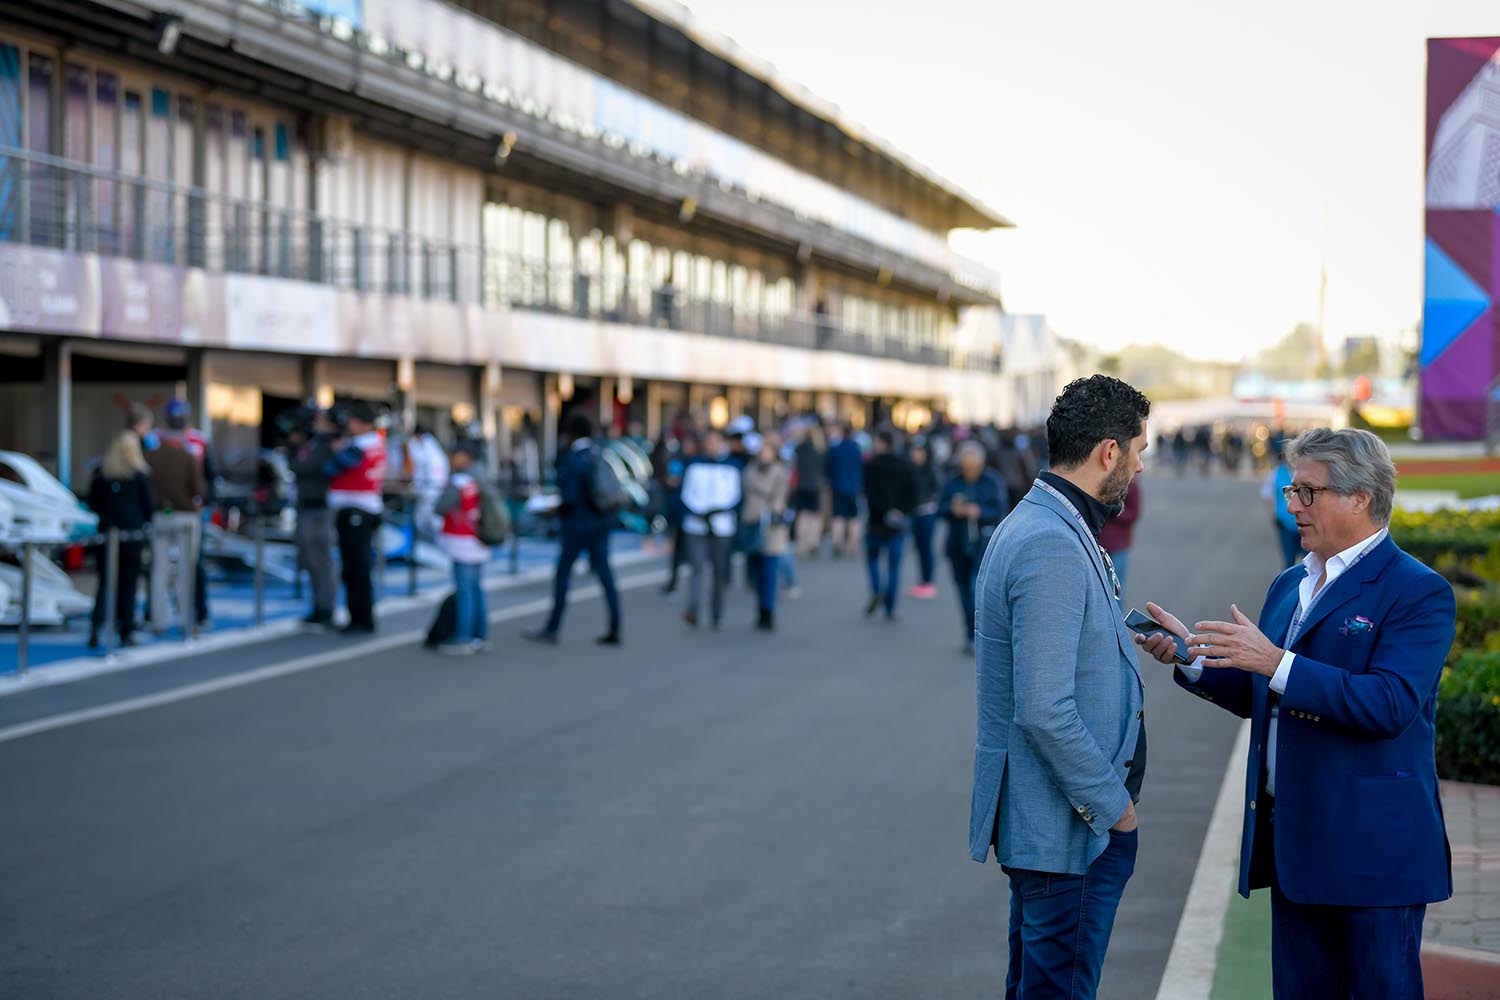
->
xmin=1123 ymin=608 xmax=1193 ymax=664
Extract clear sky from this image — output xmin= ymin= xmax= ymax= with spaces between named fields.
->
xmin=681 ymin=0 xmax=1498 ymax=360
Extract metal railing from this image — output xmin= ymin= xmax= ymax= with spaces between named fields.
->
xmin=0 ymin=146 xmax=992 ymax=371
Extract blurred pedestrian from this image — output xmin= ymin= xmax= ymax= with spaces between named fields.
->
xmin=86 ymin=407 xmax=155 ymax=648
xmin=433 ymin=442 xmax=491 ymax=654
xmin=741 ymin=433 xmax=791 ymax=631
xmin=327 ymin=401 xmax=387 ymax=635
xmin=680 ymin=427 xmax=741 ymax=630
xmin=145 ymin=423 xmax=205 ymax=635
xmin=907 ymin=438 xmax=941 ymax=600
xmin=404 ymin=423 xmax=449 ymax=543
xmin=1100 ymin=477 xmax=1142 ymax=605
xmin=862 ymin=428 xmax=916 ymax=620
xmin=525 ymin=412 xmax=622 ymax=646
xmin=940 ymin=441 xmax=1008 ymax=654
xmin=1262 ymin=442 xmax=1302 ymax=568
xmin=157 ymin=398 xmax=215 ymax=629
xmin=290 ymin=407 xmax=339 ymax=628
xmin=792 ymin=420 xmax=827 ymax=560
xmin=825 ymin=422 xmax=863 ymax=557
xmin=659 ymin=433 xmax=698 ymax=596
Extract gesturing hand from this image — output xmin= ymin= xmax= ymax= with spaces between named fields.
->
xmin=1187 ymin=605 xmax=1284 ymax=677
xmin=1133 ymin=601 xmax=1188 ymax=666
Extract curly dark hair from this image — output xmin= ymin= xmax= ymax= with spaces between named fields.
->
xmin=1046 ymin=375 xmax=1150 ymax=469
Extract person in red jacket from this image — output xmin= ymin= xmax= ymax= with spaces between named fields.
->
xmin=326 ymin=402 xmax=387 ymax=634
xmin=1099 ymin=476 xmax=1141 ymax=607
xmin=433 ymin=443 xmax=490 ymax=654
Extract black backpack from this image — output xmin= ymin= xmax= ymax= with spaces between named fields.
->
xmin=587 ymin=447 xmax=628 ymax=513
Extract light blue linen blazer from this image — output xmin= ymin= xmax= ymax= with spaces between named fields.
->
xmin=969 ymin=482 xmax=1144 ymax=874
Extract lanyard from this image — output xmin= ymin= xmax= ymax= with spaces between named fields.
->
xmin=1285 ymin=529 xmax=1387 ymax=645
xmin=1034 ymin=478 xmax=1121 ymax=599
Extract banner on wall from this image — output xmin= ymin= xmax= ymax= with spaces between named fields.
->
xmin=1422 ymin=37 xmax=1500 ymax=441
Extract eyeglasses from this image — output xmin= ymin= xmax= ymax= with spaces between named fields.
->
xmin=1281 ymin=484 xmax=1333 ymax=506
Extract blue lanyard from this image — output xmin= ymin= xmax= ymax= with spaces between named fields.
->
xmin=1034 ymin=478 xmax=1120 ymax=599
xmin=1285 ymin=530 xmax=1387 ymax=644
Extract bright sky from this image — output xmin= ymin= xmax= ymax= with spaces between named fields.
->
xmin=682 ymin=0 xmax=1498 ymax=361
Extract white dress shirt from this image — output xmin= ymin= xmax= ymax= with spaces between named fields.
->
xmin=1180 ymin=526 xmax=1387 ymax=795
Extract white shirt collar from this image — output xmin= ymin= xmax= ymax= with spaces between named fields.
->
xmin=1301 ymin=526 xmax=1387 ymax=598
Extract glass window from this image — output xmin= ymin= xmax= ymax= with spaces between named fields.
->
xmin=27 ymin=53 xmax=54 ymax=245
xmin=93 ymin=71 xmax=117 ymax=253
xmin=0 ymin=43 xmax=22 ymax=239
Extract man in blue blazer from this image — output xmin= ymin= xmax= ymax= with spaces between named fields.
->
xmin=1139 ymin=427 xmax=1455 ymax=998
xmin=970 ymin=375 xmax=1151 ymax=999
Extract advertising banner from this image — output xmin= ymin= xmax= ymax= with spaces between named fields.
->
xmin=1422 ymin=37 xmax=1500 ymax=441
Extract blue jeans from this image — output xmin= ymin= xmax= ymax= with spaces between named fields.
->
xmin=450 ymin=561 xmax=488 ymax=644
xmin=779 ymin=549 xmax=797 ymax=589
xmin=950 ymin=551 xmax=980 ymax=640
xmin=912 ymin=512 xmax=938 ymax=585
xmin=1004 ymin=828 xmax=1138 ymax=999
xmin=865 ymin=532 xmax=906 ymax=615
xmin=756 ymin=553 xmax=781 ymax=614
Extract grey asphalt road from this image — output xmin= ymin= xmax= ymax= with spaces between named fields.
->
xmin=0 ymin=474 xmax=1280 ymax=999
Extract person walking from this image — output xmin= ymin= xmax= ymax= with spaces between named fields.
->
xmin=156 ymin=399 xmax=216 ymax=629
xmin=290 ymin=407 xmax=339 ymax=628
xmin=679 ymin=427 xmax=741 ymax=630
xmin=792 ymin=420 xmax=827 ymax=560
xmin=86 ymin=407 xmax=156 ymax=649
xmin=939 ymin=441 xmax=1008 ymax=654
xmin=862 ymin=428 xmax=916 ymax=620
xmin=1100 ymin=476 xmax=1142 ymax=605
xmin=404 ymin=423 xmax=450 ymax=543
xmin=144 ymin=425 xmax=205 ymax=635
xmin=740 ymin=433 xmax=791 ymax=631
xmin=907 ymin=438 xmax=941 ymax=600
xmin=970 ymin=374 xmax=1151 ymax=1000
xmin=825 ymin=422 xmax=863 ymax=557
xmin=1262 ymin=443 xmax=1302 ymax=568
xmin=326 ymin=402 xmax=387 ymax=635
xmin=1139 ymin=427 xmax=1456 ymax=998
xmin=659 ymin=433 xmax=698 ymax=596
xmin=433 ymin=443 xmax=491 ymax=654
xmin=524 ymin=412 xmax=622 ymax=646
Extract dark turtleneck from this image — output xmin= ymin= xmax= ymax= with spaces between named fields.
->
xmin=1037 ymin=469 xmax=1146 ymax=803
xmin=1039 ymin=471 xmax=1120 ymax=541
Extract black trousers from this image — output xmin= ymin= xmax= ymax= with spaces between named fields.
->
xmin=91 ymin=539 xmax=144 ymax=639
xmin=543 ymin=528 xmax=621 ymax=634
xmin=336 ymin=507 xmax=381 ymax=628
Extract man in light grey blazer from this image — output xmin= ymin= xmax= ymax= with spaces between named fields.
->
xmin=969 ymin=374 xmax=1151 ymax=999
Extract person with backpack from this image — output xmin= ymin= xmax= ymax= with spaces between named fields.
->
xmin=431 ymin=442 xmax=500 ymax=655
xmin=524 ymin=412 xmax=623 ymax=646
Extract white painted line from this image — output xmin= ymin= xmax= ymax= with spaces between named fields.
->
xmin=1154 ymin=718 xmax=1251 ymax=1000
xmin=0 ymin=548 xmax=659 ymax=699
xmin=0 ymin=570 xmax=665 ymax=745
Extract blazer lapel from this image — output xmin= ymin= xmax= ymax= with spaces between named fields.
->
xmin=1289 ymin=536 xmax=1397 ymax=647
xmin=1027 ymin=486 xmax=1139 ymax=674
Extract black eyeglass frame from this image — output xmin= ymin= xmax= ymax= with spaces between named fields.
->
xmin=1280 ymin=484 xmax=1335 ymax=506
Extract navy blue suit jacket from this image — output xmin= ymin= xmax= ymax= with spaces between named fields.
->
xmin=1176 ymin=534 xmax=1456 ymax=907
xmin=555 ymin=443 xmax=611 ymax=537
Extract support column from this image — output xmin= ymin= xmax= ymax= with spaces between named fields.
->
xmin=395 ymin=356 xmax=416 ymax=435
xmin=185 ymin=348 xmax=211 ymax=441
xmin=301 ymin=357 xmax=331 ymax=408
xmin=42 ymin=339 xmax=73 ymax=487
xmin=644 ymin=380 xmax=660 ymax=441
xmin=542 ymin=374 xmax=560 ymax=470
xmin=599 ymin=377 xmax=614 ymax=433
xmin=481 ymin=361 xmax=502 ymax=482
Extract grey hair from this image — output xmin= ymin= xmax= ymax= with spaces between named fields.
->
xmin=957 ymin=440 xmax=987 ymax=464
xmin=1284 ymin=428 xmax=1397 ymax=526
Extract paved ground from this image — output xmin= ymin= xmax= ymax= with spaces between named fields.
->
xmin=1428 ymin=781 xmax=1500 ymax=953
xmin=0 ymin=474 xmax=1278 ymax=999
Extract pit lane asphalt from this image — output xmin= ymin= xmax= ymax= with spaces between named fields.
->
xmin=0 ymin=473 xmax=1274 ymax=999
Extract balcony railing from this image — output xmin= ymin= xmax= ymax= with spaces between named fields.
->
xmin=0 ymin=147 xmax=997 ymax=373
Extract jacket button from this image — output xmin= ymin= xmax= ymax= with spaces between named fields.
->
xmin=1250 ymin=800 xmax=1257 ymax=810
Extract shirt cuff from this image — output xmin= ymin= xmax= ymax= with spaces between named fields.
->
xmin=1269 ymin=649 xmax=1296 ymax=694
xmin=1178 ymin=655 xmax=1207 ymax=682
